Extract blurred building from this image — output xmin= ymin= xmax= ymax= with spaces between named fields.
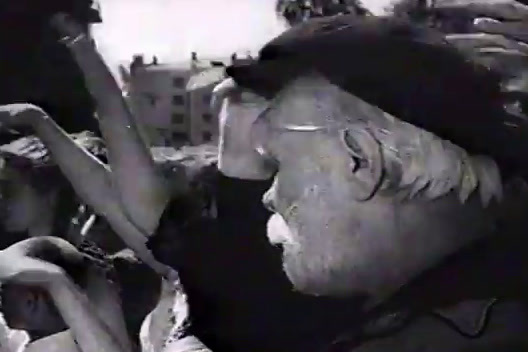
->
xmin=127 ymin=52 xmax=248 ymax=147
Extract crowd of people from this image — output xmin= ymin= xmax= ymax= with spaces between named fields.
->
xmin=0 ymin=1 xmax=527 ymax=351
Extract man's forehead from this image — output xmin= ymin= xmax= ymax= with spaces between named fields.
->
xmin=221 ymin=72 xmax=395 ymax=128
xmin=262 ymin=73 xmax=402 ymax=129
xmin=259 ymin=74 xmax=355 ymax=125
xmin=214 ymin=78 xmax=267 ymax=104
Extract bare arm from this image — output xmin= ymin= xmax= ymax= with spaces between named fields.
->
xmin=34 ymin=112 xmax=172 ymax=275
xmin=47 ymin=274 xmax=130 ymax=352
xmin=34 ymin=110 xmax=115 ymax=216
xmin=0 ymin=239 xmax=130 ymax=352
xmin=0 ymin=104 xmax=169 ymax=276
xmin=85 ymin=270 xmax=132 ymax=352
xmin=38 ymin=112 xmax=169 ymax=273
xmin=52 ymin=14 xmax=170 ymax=234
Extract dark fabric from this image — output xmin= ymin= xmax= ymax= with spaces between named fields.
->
xmin=320 ymin=229 xmax=528 ymax=352
xmin=149 ymin=174 xmax=528 ymax=352
xmin=147 ymin=175 xmax=363 ymax=352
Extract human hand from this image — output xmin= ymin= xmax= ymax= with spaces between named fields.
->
xmin=436 ymin=1 xmax=528 ymax=108
xmin=431 ymin=0 xmax=528 ymax=21
xmin=0 ymin=237 xmax=85 ymax=288
xmin=0 ymin=103 xmax=46 ymax=129
xmin=0 ymin=253 xmax=65 ymax=288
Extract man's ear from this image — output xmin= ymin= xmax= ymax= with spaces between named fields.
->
xmin=340 ymin=126 xmax=384 ymax=201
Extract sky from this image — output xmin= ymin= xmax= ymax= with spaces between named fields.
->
xmin=91 ymin=0 xmax=393 ymax=77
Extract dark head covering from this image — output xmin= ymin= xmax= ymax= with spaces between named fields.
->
xmin=226 ymin=15 xmax=528 ymax=179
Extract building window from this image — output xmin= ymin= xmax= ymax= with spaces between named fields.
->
xmin=172 ymin=95 xmax=184 ymax=106
xmin=172 ymin=113 xmax=184 ymax=124
xmin=144 ymin=93 xmax=158 ymax=106
xmin=172 ymin=132 xmax=187 ymax=141
xmin=173 ymin=77 xmax=185 ymax=88
xmin=202 ymin=113 xmax=212 ymax=123
xmin=202 ymin=131 xmax=212 ymax=142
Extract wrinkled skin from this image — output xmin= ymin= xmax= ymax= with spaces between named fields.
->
xmin=218 ymin=74 xmax=502 ymax=303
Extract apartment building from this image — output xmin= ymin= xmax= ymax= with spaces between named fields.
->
xmin=127 ymin=53 xmax=233 ymax=147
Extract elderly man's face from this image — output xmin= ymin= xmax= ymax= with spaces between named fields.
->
xmin=218 ymin=75 xmax=493 ymax=301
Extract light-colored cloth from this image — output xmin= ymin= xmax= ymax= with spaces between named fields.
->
xmin=161 ymin=336 xmax=211 ymax=352
xmin=140 ymin=276 xmax=191 ymax=352
xmin=0 ymin=316 xmax=29 ymax=352
xmin=24 ymin=331 xmax=77 ymax=352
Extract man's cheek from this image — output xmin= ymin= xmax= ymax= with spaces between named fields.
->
xmin=217 ymin=99 xmax=274 ymax=180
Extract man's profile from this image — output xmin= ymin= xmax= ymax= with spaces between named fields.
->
xmin=216 ymin=10 xmax=528 ymax=352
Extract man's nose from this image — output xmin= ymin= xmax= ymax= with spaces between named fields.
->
xmin=262 ymin=188 xmax=276 ymax=213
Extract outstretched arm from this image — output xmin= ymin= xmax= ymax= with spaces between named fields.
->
xmin=48 ymin=274 xmax=131 ymax=352
xmin=0 ymin=104 xmax=169 ymax=276
xmin=0 ymin=104 xmax=113 ymax=216
xmin=51 ymin=13 xmax=170 ymax=235
xmin=0 ymin=238 xmax=130 ymax=352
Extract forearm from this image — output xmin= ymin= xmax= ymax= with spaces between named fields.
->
xmin=102 ymin=204 xmax=171 ymax=275
xmin=47 ymin=275 xmax=129 ymax=352
xmin=66 ymin=39 xmax=144 ymax=152
xmin=30 ymin=112 xmax=116 ymax=215
xmin=85 ymin=273 xmax=132 ymax=352
xmin=29 ymin=111 xmax=168 ymax=273
xmin=65 ymin=37 xmax=169 ymax=230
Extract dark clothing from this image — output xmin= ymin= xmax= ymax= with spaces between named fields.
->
xmin=148 ymin=175 xmax=528 ymax=352
xmin=148 ymin=176 xmax=361 ymax=352
xmin=328 ymin=229 xmax=528 ymax=352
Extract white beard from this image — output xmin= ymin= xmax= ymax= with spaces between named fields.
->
xmin=266 ymin=213 xmax=298 ymax=246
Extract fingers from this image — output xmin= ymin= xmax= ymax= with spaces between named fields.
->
xmin=474 ymin=17 xmax=528 ymax=42
xmin=445 ymin=32 xmax=528 ymax=53
xmin=476 ymin=48 xmax=528 ymax=78
xmin=432 ymin=0 xmax=528 ymax=21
